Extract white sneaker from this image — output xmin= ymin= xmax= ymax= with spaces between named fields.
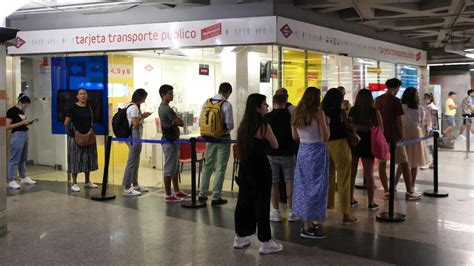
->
xmin=259 ymin=239 xmax=283 ymax=255
xmin=270 ymin=209 xmax=282 ymax=222
xmin=133 ymin=185 xmax=149 ymax=192
xmin=233 ymin=235 xmax=250 ymax=249
xmin=420 ymin=165 xmax=430 ymax=170
xmin=71 ymin=184 xmax=80 ymax=192
xmin=8 ymin=181 xmax=21 ymax=190
xmin=84 ymin=182 xmax=98 ymax=188
xmin=123 ymin=187 xmax=141 ymax=196
xmin=288 ymin=211 xmax=298 ymax=222
xmin=20 ymin=176 xmax=36 ymax=185
xmin=459 ymin=135 xmax=466 ymax=140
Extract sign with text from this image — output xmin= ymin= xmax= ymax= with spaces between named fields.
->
xmin=8 ymin=17 xmax=276 ymax=55
xmin=277 ymin=17 xmax=427 ymax=66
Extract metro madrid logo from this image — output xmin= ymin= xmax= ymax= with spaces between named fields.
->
xmin=15 ymin=37 xmax=26 ymax=48
xmin=280 ymin=24 xmax=293 ymax=39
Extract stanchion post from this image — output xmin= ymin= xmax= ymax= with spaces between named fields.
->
xmin=424 ymin=132 xmax=449 ymax=197
xmin=182 ymin=137 xmax=206 ymax=208
xmin=376 ymin=141 xmax=406 ymax=222
xmin=91 ymin=135 xmax=116 ymax=201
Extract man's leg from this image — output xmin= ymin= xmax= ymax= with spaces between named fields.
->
xmin=211 ymin=143 xmax=231 ymax=200
xmin=199 ymin=143 xmax=217 ymax=198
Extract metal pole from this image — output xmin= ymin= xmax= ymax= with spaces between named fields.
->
xmin=376 ymin=141 xmax=406 ymax=222
xmin=91 ymin=136 xmax=116 ymax=201
xmin=182 ymin=138 xmax=206 ymax=208
xmin=424 ymin=132 xmax=449 ymax=197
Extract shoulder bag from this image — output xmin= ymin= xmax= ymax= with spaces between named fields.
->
xmin=342 ymin=111 xmax=361 ymax=148
xmin=74 ymin=105 xmax=96 ymax=146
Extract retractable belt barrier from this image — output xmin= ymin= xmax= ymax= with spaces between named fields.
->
xmin=91 ymin=136 xmax=236 ymax=209
xmin=376 ymin=131 xmax=448 ymax=223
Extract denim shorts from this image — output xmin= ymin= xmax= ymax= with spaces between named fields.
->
xmin=267 ymin=155 xmax=295 ymax=183
xmin=445 ymin=115 xmax=456 ymax=127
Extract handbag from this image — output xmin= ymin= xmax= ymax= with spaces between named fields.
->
xmin=370 ymin=127 xmax=389 ymax=160
xmin=74 ymin=105 xmax=96 ymax=146
xmin=342 ymin=111 xmax=361 ymax=148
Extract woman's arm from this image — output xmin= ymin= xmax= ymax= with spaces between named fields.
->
xmin=264 ymin=124 xmax=278 ymax=149
xmin=64 ymin=117 xmax=71 ymax=133
xmin=291 ymin=126 xmax=299 ymax=141
xmin=316 ymin=110 xmax=330 ymax=142
xmin=6 ymin=118 xmax=29 ymax=131
xmin=376 ymin=110 xmax=384 ymax=132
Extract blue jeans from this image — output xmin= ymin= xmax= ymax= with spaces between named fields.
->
xmin=8 ymin=131 xmax=28 ymax=182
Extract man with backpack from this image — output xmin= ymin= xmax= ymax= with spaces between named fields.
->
xmin=198 ymin=82 xmax=234 ymax=206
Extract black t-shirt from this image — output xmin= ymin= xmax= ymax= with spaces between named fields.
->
xmin=326 ymin=108 xmax=347 ymax=141
xmin=264 ymin=108 xmax=295 ymax=156
xmin=7 ymin=106 xmax=28 ymax=133
xmin=66 ymin=104 xmax=93 ymax=137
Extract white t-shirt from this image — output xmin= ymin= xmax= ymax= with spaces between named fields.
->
xmin=126 ymin=103 xmax=141 ymax=127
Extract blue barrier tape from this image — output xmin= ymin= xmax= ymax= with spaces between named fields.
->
xmin=112 ymin=138 xmax=190 ymax=145
xmin=112 ymin=137 xmax=237 ymax=145
xmin=397 ymin=135 xmax=433 ymax=147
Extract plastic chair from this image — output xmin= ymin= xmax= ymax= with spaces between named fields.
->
xmin=231 ymin=144 xmax=239 ymax=191
xmin=179 ymin=143 xmax=204 ymax=184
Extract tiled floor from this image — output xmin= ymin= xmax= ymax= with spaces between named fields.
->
xmin=2 ymin=149 xmax=474 ymax=265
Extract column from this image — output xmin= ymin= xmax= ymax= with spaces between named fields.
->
xmin=0 ymin=45 xmax=8 ymax=236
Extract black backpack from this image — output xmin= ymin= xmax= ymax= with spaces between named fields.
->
xmin=112 ymin=104 xmax=133 ymax=138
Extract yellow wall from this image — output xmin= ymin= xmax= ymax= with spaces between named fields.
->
xmin=283 ymin=49 xmax=323 ymax=105
xmin=107 ymin=55 xmax=134 ymax=169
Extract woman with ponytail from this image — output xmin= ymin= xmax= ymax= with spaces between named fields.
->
xmin=6 ymin=93 xmax=37 ymax=189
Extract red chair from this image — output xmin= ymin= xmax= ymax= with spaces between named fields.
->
xmin=231 ymin=144 xmax=239 ymax=191
xmin=179 ymin=143 xmax=205 ymax=184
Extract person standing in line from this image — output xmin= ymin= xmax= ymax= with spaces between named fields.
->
xmin=291 ymin=87 xmax=330 ymax=239
xmin=395 ymin=87 xmax=427 ymax=192
xmin=158 ymin=85 xmax=189 ymax=202
xmin=337 ymin=86 xmax=351 ymax=114
xmin=322 ymin=88 xmax=358 ymax=224
xmin=443 ymin=91 xmax=457 ymax=137
xmin=349 ymin=89 xmax=383 ymax=211
xmin=198 ymin=82 xmax=234 ymax=206
xmin=121 ymin=88 xmax=152 ymax=196
xmin=264 ymin=93 xmax=298 ymax=222
xmin=459 ymin=89 xmax=474 ymax=139
xmin=275 ymin=88 xmax=296 ymax=113
xmin=64 ymin=88 xmax=98 ymax=192
xmin=233 ymin=93 xmax=283 ymax=255
xmin=421 ymin=93 xmax=438 ymax=170
xmin=375 ymin=78 xmax=421 ymax=201
xmin=6 ymin=94 xmax=37 ymax=189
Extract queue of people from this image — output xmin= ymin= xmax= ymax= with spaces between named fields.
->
xmin=5 ymin=78 xmax=436 ymax=256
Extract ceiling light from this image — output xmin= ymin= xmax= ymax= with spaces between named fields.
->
xmin=466 ymin=53 xmax=474 ymax=59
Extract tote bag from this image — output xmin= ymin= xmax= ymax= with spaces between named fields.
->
xmin=371 ymin=127 xmax=389 ymax=160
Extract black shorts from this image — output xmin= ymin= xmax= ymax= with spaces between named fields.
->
xmin=462 ymin=114 xmax=473 ymax=125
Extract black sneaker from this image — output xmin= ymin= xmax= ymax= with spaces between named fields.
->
xmin=198 ymin=196 xmax=208 ymax=202
xmin=351 ymin=199 xmax=359 ymax=207
xmin=211 ymin=198 xmax=228 ymax=206
xmin=300 ymin=225 xmax=327 ymax=239
xmin=368 ymin=203 xmax=380 ymax=211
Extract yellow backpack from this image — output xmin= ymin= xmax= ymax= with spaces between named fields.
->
xmin=200 ymin=98 xmax=226 ymax=139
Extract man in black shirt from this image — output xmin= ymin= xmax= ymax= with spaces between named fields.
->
xmin=264 ymin=93 xmax=297 ymax=222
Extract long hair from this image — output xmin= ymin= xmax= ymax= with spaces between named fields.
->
xmin=322 ymin=88 xmax=343 ymax=113
xmin=237 ymin=93 xmax=268 ymax=162
xmin=132 ymin=88 xmax=148 ymax=106
xmin=401 ymin=87 xmax=419 ymax=109
xmin=291 ymin=87 xmax=321 ymax=128
xmin=424 ymin=93 xmax=434 ymax=104
xmin=351 ymin=88 xmax=376 ymax=124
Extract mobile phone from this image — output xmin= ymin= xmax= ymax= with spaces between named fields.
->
xmin=32 ymin=118 xmax=39 ymax=123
